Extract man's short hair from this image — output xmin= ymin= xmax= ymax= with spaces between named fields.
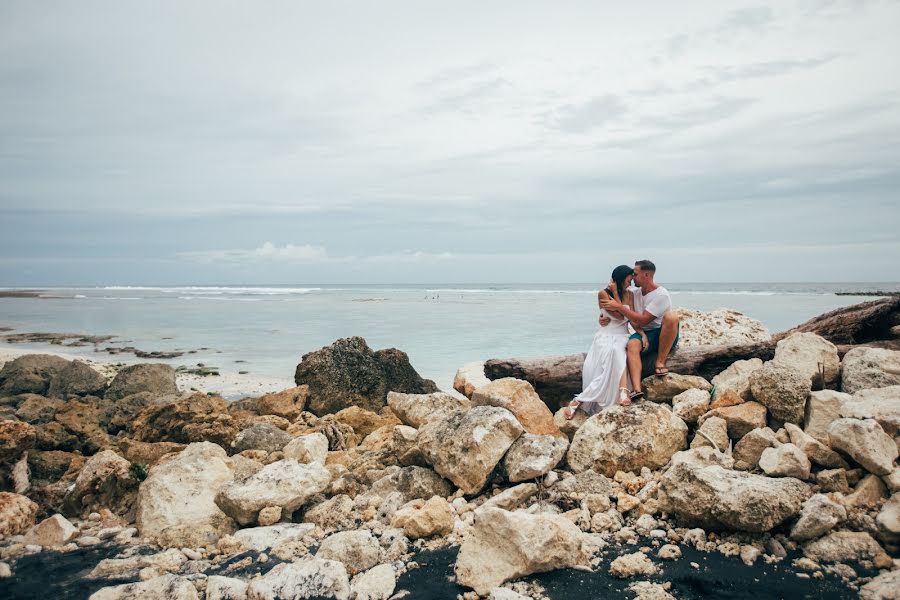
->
xmin=635 ymin=259 xmax=656 ymax=273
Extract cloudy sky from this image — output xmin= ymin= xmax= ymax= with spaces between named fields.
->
xmin=1 ymin=0 xmax=898 ymax=285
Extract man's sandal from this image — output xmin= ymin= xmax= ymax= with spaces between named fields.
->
xmin=629 ymin=391 xmax=644 ymax=401
xmin=564 ymin=400 xmax=580 ymax=420
xmin=654 ymin=367 xmax=670 ymax=376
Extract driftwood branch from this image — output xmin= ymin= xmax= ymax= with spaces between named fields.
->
xmin=484 ymin=297 xmax=900 ymax=411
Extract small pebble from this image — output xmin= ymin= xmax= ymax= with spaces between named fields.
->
xmin=24 ymin=545 xmax=42 ymax=554
xmin=88 ymin=513 xmax=101 ymax=522
xmin=182 ymin=548 xmax=202 ymax=561
xmin=690 ymin=562 xmax=700 ymax=569
xmin=258 ymin=553 xmax=269 ymax=563
xmin=98 ymin=527 xmax=123 ymax=540
xmin=76 ymin=536 xmax=102 ymax=547
xmin=0 ymin=562 xmax=11 ymax=578
xmin=797 ymin=573 xmax=810 ymax=579
xmin=649 ymin=529 xmax=666 ymax=539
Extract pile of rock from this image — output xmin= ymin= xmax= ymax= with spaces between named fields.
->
xmin=0 ymin=332 xmax=897 ymax=599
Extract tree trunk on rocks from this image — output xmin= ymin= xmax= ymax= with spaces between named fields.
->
xmin=484 ymin=298 xmax=900 ymax=411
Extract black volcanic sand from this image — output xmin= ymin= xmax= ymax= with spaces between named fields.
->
xmin=1 ymin=542 xmax=868 ymax=600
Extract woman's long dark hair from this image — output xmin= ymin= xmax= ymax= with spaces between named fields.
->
xmin=610 ymin=265 xmax=634 ymax=299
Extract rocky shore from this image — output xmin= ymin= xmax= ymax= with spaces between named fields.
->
xmin=0 ymin=307 xmax=898 ymax=599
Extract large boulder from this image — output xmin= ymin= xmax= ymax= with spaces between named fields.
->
xmin=136 ymin=442 xmax=237 ymax=548
xmin=658 ymin=455 xmax=811 ymax=532
xmin=132 ymin=393 xmax=239 ymax=448
xmin=0 ymin=354 xmax=70 ymax=396
xmin=676 ymin=308 xmax=770 ymax=346
xmin=216 ymin=459 xmax=331 ymax=526
xmin=453 ymin=361 xmax=491 ymax=399
xmin=672 ymin=388 xmax=711 ymax=424
xmin=417 ymin=406 xmax=523 ymax=494
xmin=772 ymin=332 xmax=840 ymax=388
xmin=47 ymin=361 xmax=107 ymax=399
xmin=0 ymin=491 xmax=38 ymax=536
xmin=471 ymin=378 xmax=562 ymax=437
xmin=89 ymin=574 xmax=200 ymax=600
xmin=827 ymin=418 xmax=898 ymax=476
xmin=231 ymin=423 xmax=293 ymax=454
xmin=0 ymin=419 xmax=36 ymax=462
xmin=733 ymin=427 xmax=776 ymax=469
xmin=14 ymin=395 xmax=65 ymax=424
xmin=841 ymin=386 xmax=900 ymax=435
xmin=876 ymin=493 xmax=900 ymax=536
xmin=246 ymin=558 xmax=350 ymax=600
xmin=387 ymin=391 xmax=471 ymax=429
xmin=790 ymin=493 xmax=847 ymax=541
xmin=860 ymin=570 xmax=900 ymax=600
xmin=710 ymin=358 xmax=763 ymax=405
xmin=454 ymin=507 xmax=587 ymax=595
xmin=365 ymin=466 xmax=455 ymax=505
xmin=52 ymin=399 xmax=111 ymax=453
xmin=784 ymin=423 xmax=847 ymax=469
xmin=62 ymin=449 xmax=138 ymax=518
xmin=642 ymin=374 xmax=711 ymax=403
xmin=841 ymin=347 xmax=900 ymax=394
xmin=391 ymin=496 xmax=455 ymax=539
xmin=25 ymin=513 xmax=78 ymax=546
xmin=282 ymin=433 xmax=329 ymax=465
xmin=502 ymin=433 xmax=568 ymax=482
xmin=333 ymin=406 xmax=400 ymax=440
xmin=97 ymin=392 xmax=173 ymax=435
xmin=316 ymin=530 xmax=383 ymax=574
xmin=804 ymin=390 xmax=851 ymax=444
xmin=256 ymin=386 xmax=309 ymax=421
xmin=700 ymin=401 xmax=768 ymax=439
xmin=749 ymin=362 xmax=810 ymax=424
xmin=567 ymin=403 xmax=687 ymax=476
xmin=802 ymin=531 xmax=892 ymax=567
xmin=106 ymin=364 xmax=177 ymax=400
xmin=758 ymin=444 xmax=811 ymax=479
xmin=294 ymin=337 xmax=438 ymax=416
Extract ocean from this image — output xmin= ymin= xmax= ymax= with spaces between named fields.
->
xmin=1 ymin=282 xmax=898 ymax=397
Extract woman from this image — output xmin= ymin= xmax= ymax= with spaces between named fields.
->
xmin=564 ymin=265 xmax=647 ymax=419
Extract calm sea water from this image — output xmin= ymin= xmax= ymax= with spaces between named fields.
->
xmin=1 ymin=282 xmax=898 ymax=395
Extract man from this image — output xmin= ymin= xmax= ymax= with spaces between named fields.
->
xmin=600 ymin=259 xmax=680 ymax=400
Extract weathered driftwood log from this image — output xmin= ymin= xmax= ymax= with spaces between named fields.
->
xmin=484 ymin=297 xmax=900 ymax=411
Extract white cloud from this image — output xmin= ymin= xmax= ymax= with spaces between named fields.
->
xmin=177 ymin=243 xmax=455 ymax=266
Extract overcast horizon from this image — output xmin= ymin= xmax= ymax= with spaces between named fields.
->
xmin=2 ymin=1 xmax=899 ymax=286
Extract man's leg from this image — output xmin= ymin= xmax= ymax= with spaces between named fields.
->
xmin=627 ymin=338 xmax=643 ymax=392
xmin=656 ymin=311 xmax=681 ymax=369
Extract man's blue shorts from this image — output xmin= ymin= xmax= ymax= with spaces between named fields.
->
xmin=629 ymin=323 xmax=679 ymax=354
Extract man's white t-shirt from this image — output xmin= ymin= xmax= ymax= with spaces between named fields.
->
xmin=630 ymin=285 xmax=672 ymax=330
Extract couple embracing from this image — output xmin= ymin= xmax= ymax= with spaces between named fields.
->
xmin=564 ymin=260 xmax=681 ymax=419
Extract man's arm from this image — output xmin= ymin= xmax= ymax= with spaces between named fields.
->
xmin=600 ymin=297 xmax=656 ymax=328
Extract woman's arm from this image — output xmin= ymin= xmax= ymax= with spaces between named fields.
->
xmin=599 ymin=288 xmax=625 ymax=319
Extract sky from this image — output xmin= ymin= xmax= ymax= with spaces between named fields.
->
xmin=1 ymin=0 xmax=899 ymax=285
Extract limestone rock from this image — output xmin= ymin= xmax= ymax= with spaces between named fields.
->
xmin=567 ymin=403 xmax=687 ymax=476
xmin=387 ymin=391 xmax=471 ymax=429
xmin=859 ymin=569 xmax=900 ymax=600
xmin=608 ymin=551 xmax=658 ymax=578
xmin=454 ymin=507 xmax=587 ymax=595
xmin=733 ymin=427 xmax=776 ymax=469
xmin=658 ymin=460 xmax=810 ymax=532
xmin=700 ymin=402 xmax=768 ymax=439
xmin=365 ymin=466 xmax=455 ymax=505
xmin=804 ymin=390 xmax=851 ymax=444
xmin=481 ymin=483 xmax=538 ymax=511
xmin=841 ymin=347 xmax=900 ymax=394
xmin=772 ymin=332 xmax=840 ymax=388
xmin=231 ymin=423 xmax=293 ymax=454
xmin=790 ymin=494 xmax=847 ymax=541
xmin=803 ymin=531 xmax=891 ymax=566
xmin=302 ymin=495 xmax=356 ymax=532
xmin=0 ymin=491 xmax=38 ymax=536
xmin=827 ymin=418 xmax=898 ymax=476
xmin=841 ymin=386 xmax=900 ymax=435
xmin=642 ymin=374 xmax=711 ymax=403
xmin=876 ymin=493 xmax=900 ymax=535
xmin=553 ymin=407 xmax=589 ymax=441
xmin=453 ymin=361 xmax=490 ymax=399
xmin=282 ymin=433 xmax=329 ymax=465
xmin=47 ymin=361 xmax=107 ymax=399
xmin=98 ymin=392 xmax=173 ymax=435
xmin=390 ymin=496 xmax=454 ymax=538
xmin=232 ymin=523 xmax=316 ymax=552
xmin=294 ymin=337 xmax=438 ymax=416
xmin=136 ymin=442 xmax=236 ymax=548
xmin=334 ymin=406 xmax=399 ymax=440
xmin=88 ymin=574 xmax=199 ymax=600
xmin=672 ymin=388 xmax=710 ymax=424
xmin=471 ymin=378 xmax=562 ymax=437
xmin=132 ymin=393 xmax=238 ymax=448
xmin=246 ymin=558 xmax=350 ymax=600
xmin=14 ymin=395 xmax=65 ymax=424
xmin=676 ymin=308 xmax=769 ymax=346
xmin=256 ymin=386 xmax=309 ymax=421
xmin=759 ymin=444 xmax=811 ymax=479
xmin=784 ymin=423 xmax=847 ymax=468
xmin=63 ymin=449 xmax=137 ymax=518
xmin=0 ymin=419 xmax=36 ymax=462
xmin=216 ymin=459 xmax=331 ymax=526
xmin=417 ymin=406 xmax=523 ymax=494
xmin=206 ymin=576 xmax=249 ymax=600
xmin=749 ymin=362 xmax=810 ymax=424
xmin=118 ymin=439 xmax=185 ymax=467
xmin=25 ymin=513 xmax=77 ymax=546
xmin=106 ymin=364 xmax=177 ymax=401
xmin=502 ymin=434 xmax=568 ymax=482
xmin=690 ymin=416 xmax=728 ymax=452
xmin=317 ymin=530 xmax=383 ymax=575
xmin=845 ymin=474 xmax=888 ymax=509
xmin=351 ymin=563 xmax=395 ymax=600
xmin=711 ymin=358 xmax=763 ymax=404
xmin=0 ymin=354 xmax=70 ymax=396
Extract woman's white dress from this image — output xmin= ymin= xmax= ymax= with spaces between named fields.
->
xmin=573 ymin=307 xmax=631 ymax=415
